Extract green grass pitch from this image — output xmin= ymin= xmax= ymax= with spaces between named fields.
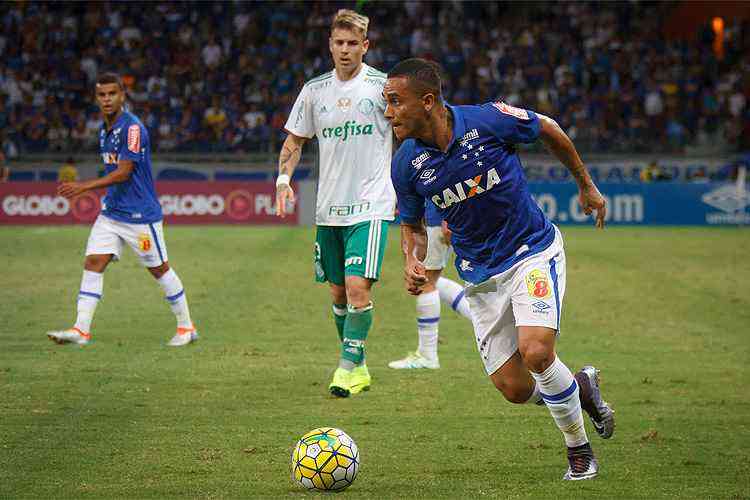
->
xmin=1 ymin=225 xmax=749 ymax=498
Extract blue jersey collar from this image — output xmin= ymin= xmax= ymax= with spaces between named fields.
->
xmin=415 ymin=104 xmax=466 ymax=153
xmin=102 ymin=110 xmax=130 ymax=134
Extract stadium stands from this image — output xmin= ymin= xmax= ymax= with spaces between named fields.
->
xmin=0 ymin=1 xmax=747 ymax=158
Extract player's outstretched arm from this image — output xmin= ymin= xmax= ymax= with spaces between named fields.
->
xmin=537 ymin=114 xmax=607 ymax=228
xmin=401 ymin=222 xmax=428 ymax=295
xmin=275 ymin=133 xmax=307 ymax=218
xmin=57 ymin=160 xmax=134 ymax=200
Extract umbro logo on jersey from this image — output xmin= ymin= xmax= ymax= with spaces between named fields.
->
xmin=531 ymin=300 xmax=552 ymax=313
xmin=430 ymin=168 xmax=502 ymax=209
xmin=460 ymin=260 xmax=474 ymax=272
xmin=419 ymin=169 xmax=435 ymax=179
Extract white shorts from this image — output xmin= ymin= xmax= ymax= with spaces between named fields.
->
xmin=423 ymin=225 xmax=451 ymax=271
xmin=85 ymin=214 xmax=168 ymax=268
xmin=465 ymin=227 xmax=567 ymax=375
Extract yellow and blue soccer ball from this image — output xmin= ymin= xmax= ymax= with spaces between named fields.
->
xmin=291 ymin=427 xmax=359 ymax=491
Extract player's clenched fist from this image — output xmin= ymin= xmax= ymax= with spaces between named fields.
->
xmin=404 ymin=259 xmax=427 ymax=295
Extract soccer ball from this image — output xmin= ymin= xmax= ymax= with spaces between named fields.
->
xmin=291 ymin=427 xmax=359 ymax=491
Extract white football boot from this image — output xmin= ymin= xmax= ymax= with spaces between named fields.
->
xmin=47 ymin=328 xmax=91 ymax=345
xmin=167 ymin=326 xmax=199 ymax=347
xmin=388 ymin=351 xmax=440 ymax=369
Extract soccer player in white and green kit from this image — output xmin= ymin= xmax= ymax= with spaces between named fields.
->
xmin=275 ymin=9 xmax=395 ymax=397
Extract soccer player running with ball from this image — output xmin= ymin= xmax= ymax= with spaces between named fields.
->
xmin=275 ymin=10 xmax=395 ymax=397
xmin=386 ymin=59 xmax=615 ymax=480
xmin=47 ymin=73 xmax=197 ymax=347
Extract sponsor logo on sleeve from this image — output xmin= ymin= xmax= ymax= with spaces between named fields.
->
xmin=492 ymin=102 xmax=530 ymax=120
xmin=127 ymin=125 xmax=141 ymax=153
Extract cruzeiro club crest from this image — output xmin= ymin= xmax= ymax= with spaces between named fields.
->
xmin=357 ymin=98 xmax=374 ymax=116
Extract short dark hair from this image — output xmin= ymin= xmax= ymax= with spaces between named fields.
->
xmin=388 ymin=58 xmax=443 ymax=100
xmin=96 ymin=72 xmax=123 ymax=89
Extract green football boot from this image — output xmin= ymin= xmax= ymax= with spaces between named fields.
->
xmin=349 ymin=364 xmax=371 ymax=394
xmin=329 ymin=367 xmax=352 ymax=398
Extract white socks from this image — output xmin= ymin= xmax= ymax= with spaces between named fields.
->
xmin=416 ymin=290 xmax=440 ymax=360
xmin=531 ymin=356 xmax=588 ymax=447
xmin=157 ymin=269 xmax=193 ymax=329
xmin=436 ymin=277 xmax=471 ymax=319
xmin=74 ymin=270 xmax=103 ymax=333
xmin=413 ymin=277 xmax=469 ymax=361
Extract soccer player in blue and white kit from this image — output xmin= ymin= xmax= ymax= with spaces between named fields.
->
xmin=388 ymin=200 xmax=472 ymax=370
xmin=385 ymin=59 xmax=614 ymax=480
xmin=47 ymin=73 xmax=198 ymax=347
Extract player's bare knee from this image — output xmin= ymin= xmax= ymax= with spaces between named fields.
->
xmin=344 ymin=278 xmax=372 ymax=308
xmin=84 ymin=254 xmax=111 ymax=272
xmin=346 ymin=287 xmax=370 ymax=308
xmin=491 ymin=378 xmax=528 ymax=404
xmin=148 ymin=262 xmax=170 ymax=279
xmin=520 ymin=342 xmax=555 ymax=373
xmin=425 ymin=269 xmax=442 ymax=289
xmin=504 ymin=388 xmax=532 ymax=404
xmin=329 ymin=284 xmax=347 ymax=304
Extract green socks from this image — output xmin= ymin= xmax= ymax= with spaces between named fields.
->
xmin=340 ymin=302 xmax=373 ymax=369
xmin=332 ymin=303 xmax=347 ymax=342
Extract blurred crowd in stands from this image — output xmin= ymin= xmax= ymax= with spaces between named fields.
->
xmin=0 ymin=1 xmax=748 ymax=158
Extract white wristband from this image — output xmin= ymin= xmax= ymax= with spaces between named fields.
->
xmin=276 ymin=174 xmax=291 ymax=187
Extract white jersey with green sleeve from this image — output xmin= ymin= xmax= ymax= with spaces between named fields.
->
xmin=284 ymin=63 xmax=396 ymax=226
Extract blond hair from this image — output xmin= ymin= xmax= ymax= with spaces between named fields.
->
xmin=331 ymin=9 xmax=369 ymax=39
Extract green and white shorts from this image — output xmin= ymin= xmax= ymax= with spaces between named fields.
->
xmin=314 ymin=220 xmax=389 ymax=285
